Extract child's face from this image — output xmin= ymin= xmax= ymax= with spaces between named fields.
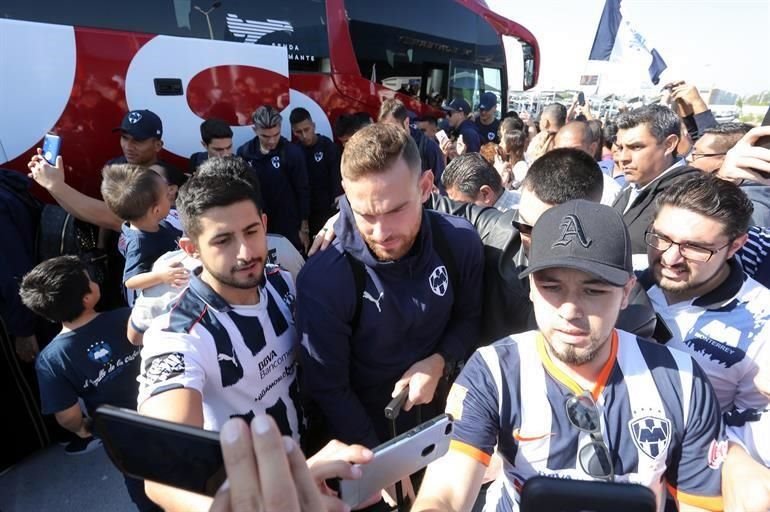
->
xmin=153 ymin=178 xmax=172 ymax=220
xmin=150 ymin=165 xmax=178 ymax=204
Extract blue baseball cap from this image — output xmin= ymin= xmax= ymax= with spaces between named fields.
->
xmin=443 ymin=98 xmax=472 ymax=114
xmin=114 ymin=109 xmax=163 ymax=140
xmin=478 ymin=92 xmax=498 ymax=111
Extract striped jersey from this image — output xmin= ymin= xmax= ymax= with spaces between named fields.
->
xmin=642 ymin=259 xmax=770 ymax=414
xmin=737 ymin=226 xmax=770 ymax=288
xmin=137 ymin=265 xmax=302 ymax=440
xmin=446 ymin=329 xmax=723 ymax=512
xmin=725 ymin=407 xmax=770 ymax=467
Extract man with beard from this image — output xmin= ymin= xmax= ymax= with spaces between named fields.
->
xmin=412 ymin=200 xmax=723 ymax=512
xmin=136 ymin=161 xmax=301 ymax=511
xmin=297 ymin=124 xmax=483 ymax=461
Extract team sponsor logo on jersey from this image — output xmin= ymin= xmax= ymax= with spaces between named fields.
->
xmin=314 ymin=151 xmax=324 ymax=162
xmin=629 ymin=416 xmax=671 ymax=459
xmin=445 ymin=384 xmax=468 ymax=420
xmin=553 ymin=214 xmax=592 ymax=249
xmin=145 ymin=352 xmax=186 ymax=385
xmin=429 ymin=265 xmax=449 ymax=296
xmin=707 ymin=439 xmax=728 ymax=469
xmin=128 ymin=111 xmax=142 ymax=124
xmin=271 ymin=156 xmax=281 ymax=169
xmin=87 ymin=341 xmax=113 ymax=364
xmin=684 ymin=333 xmax=744 ymax=369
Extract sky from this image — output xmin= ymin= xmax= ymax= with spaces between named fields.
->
xmin=487 ymin=0 xmax=770 ymax=97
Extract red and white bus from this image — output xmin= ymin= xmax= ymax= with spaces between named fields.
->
xmin=0 ymin=0 xmax=539 ymax=198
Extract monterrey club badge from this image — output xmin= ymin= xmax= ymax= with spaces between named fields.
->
xmin=429 ymin=265 xmax=449 ymax=296
xmin=271 ymin=156 xmax=280 ymax=169
xmin=629 ymin=416 xmax=671 ymax=459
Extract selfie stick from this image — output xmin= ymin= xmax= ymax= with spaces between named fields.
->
xmin=384 ymin=387 xmax=410 ymax=510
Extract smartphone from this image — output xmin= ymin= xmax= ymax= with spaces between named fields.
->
xmin=520 ymin=476 xmax=656 ymax=512
xmin=338 ymin=414 xmax=453 ymax=509
xmin=435 ymin=129 xmax=450 ymax=147
xmin=577 ymin=92 xmax=585 ymax=106
xmin=42 ymin=133 xmax=61 ymax=165
xmin=93 ymin=405 xmax=225 ymax=497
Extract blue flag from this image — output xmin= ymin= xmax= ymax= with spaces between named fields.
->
xmin=588 ymin=0 xmax=622 ymax=61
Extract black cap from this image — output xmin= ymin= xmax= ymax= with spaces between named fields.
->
xmin=519 ymin=200 xmax=633 ymax=286
xmin=443 ymin=98 xmax=471 ymax=114
xmin=113 ymin=110 xmax=163 ymax=140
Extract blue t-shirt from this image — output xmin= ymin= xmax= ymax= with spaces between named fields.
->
xmin=35 ymin=308 xmax=142 ymax=416
xmin=119 ymin=219 xmax=181 ymax=303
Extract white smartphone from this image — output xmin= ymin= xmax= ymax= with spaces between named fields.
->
xmin=435 ymin=129 xmax=450 ymax=146
xmin=338 ymin=414 xmax=453 ymax=508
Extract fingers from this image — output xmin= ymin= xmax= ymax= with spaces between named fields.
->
xmin=391 ymin=376 xmax=409 ymax=398
xmin=309 ymin=459 xmax=363 ymax=484
xmin=743 ymin=125 xmax=770 ymax=145
xmin=250 ymin=415 xmax=300 ymax=512
xmin=284 ymin=437 xmax=328 ymax=512
xmin=219 ymin=418 xmax=261 ymax=512
xmin=55 ymin=155 xmax=64 ymax=170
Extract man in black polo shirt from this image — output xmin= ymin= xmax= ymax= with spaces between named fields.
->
xmin=475 ymin=92 xmax=501 ymax=144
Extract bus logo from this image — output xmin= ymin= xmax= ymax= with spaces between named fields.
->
xmin=226 ymin=14 xmax=294 ymax=45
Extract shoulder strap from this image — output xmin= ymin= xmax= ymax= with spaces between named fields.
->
xmin=344 ymin=252 xmax=367 ymax=333
xmin=427 ymin=211 xmax=458 ymax=295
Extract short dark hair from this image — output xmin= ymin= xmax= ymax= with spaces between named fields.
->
xmin=701 ymin=122 xmax=753 ymax=153
xmin=334 ymin=113 xmax=372 ymax=139
xmin=587 ymin=120 xmax=604 ymax=160
xmin=603 ymin=122 xmax=619 ymax=150
xmin=200 ymin=118 xmax=233 ymax=145
xmin=441 ymin=153 xmax=502 ymax=196
xmin=378 ymin=98 xmax=409 ymax=123
xmin=655 ymin=173 xmax=753 ymax=240
xmin=341 ymin=123 xmax=421 ymax=180
xmin=101 ymin=164 xmax=163 ymax=221
xmin=151 ymin=162 xmax=187 ymax=188
xmin=177 ymin=157 xmax=263 ymax=240
xmin=20 ymin=256 xmax=91 ymax=323
xmin=503 ymin=110 xmax=521 ymax=120
xmin=522 ymin=148 xmax=604 ymax=203
xmin=502 ymin=129 xmax=528 ymax=157
xmin=289 ymin=107 xmax=312 ymax=125
xmin=541 ymin=103 xmax=567 ymax=128
xmin=616 ymin=104 xmax=681 ymax=144
xmin=500 ymin=116 xmax=525 ymax=133
xmin=417 ymin=116 xmax=438 ymax=126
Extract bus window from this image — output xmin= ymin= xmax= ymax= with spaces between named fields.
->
xmin=483 ymin=67 xmax=503 ymax=116
xmin=345 ymin=0 xmax=499 ymax=103
xmin=1 ymin=0 xmax=329 ymax=72
xmin=448 ymin=62 xmax=484 ymax=107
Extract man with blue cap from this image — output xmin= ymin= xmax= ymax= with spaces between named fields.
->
xmin=475 ymin=92 xmax=501 ymax=144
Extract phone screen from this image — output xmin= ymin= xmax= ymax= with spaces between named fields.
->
xmin=94 ymin=406 xmax=225 ymax=497
xmin=42 ymin=133 xmax=61 ymax=165
xmin=435 ymin=130 xmax=449 ymax=146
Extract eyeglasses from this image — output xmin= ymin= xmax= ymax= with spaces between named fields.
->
xmin=565 ymin=393 xmax=614 ymax=481
xmin=644 ymin=230 xmax=731 ymax=262
xmin=513 ymin=212 xmax=534 ymax=236
xmin=688 ymin=152 xmax=727 ymax=161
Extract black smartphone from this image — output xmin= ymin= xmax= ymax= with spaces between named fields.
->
xmin=520 ymin=476 xmax=656 ymax=512
xmin=577 ymin=92 xmax=585 ymax=106
xmin=93 ymin=405 xmax=225 ymax=497
xmin=756 ymin=105 xmax=770 ymax=151
xmin=42 ymin=133 xmax=61 ymax=165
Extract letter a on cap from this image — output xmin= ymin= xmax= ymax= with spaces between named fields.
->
xmin=552 ymin=214 xmax=592 ymax=248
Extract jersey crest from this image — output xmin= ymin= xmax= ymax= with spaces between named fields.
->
xmin=314 ymin=151 xmax=324 ymax=162
xmin=629 ymin=416 xmax=671 ymax=459
xmin=429 ymin=265 xmax=449 ymax=296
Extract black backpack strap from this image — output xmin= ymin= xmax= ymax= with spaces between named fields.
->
xmin=343 ymin=252 xmax=367 ymax=333
xmin=426 ymin=211 xmax=458 ymax=294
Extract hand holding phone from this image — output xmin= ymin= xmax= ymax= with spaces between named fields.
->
xmin=42 ymin=133 xmax=61 ymax=165
xmin=435 ymin=129 xmax=449 ymax=147
xmin=578 ymin=92 xmax=585 ymax=106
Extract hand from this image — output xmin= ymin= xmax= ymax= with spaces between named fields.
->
xmin=456 ymin=135 xmax=466 ymax=156
xmin=382 ymin=477 xmax=415 ymax=508
xmin=299 ymin=229 xmax=311 ymax=255
xmin=392 ymin=354 xmax=445 ymax=412
xmin=160 ymin=262 xmax=190 ymax=288
xmin=307 ymin=440 xmax=378 ymax=510
xmin=717 ymin=126 xmax=770 ymax=184
xmin=211 ymin=416 xmax=327 ymax=512
xmin=308 ymin=212 xmax=340 ymax=256
xmin=670 ymin=82 xmax=708 ymax=115
xmin=439 ymin=138 xmax=457 ymax=159
xmin=15 ymin=334 xmax=39 ymax=363
xmin=722 ymin=443 xmax=770 ymax=512
xmin=27 ymin=149 xmax=66 ymax=191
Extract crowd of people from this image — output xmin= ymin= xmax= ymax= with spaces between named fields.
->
xmin=3 ymin=78 xmax=770 ymax=512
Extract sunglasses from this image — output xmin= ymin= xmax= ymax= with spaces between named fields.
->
xmin=565 ymin=393 xmax=614 ymax=481
xmin=513 ymin=213 xmax=534 ymax=236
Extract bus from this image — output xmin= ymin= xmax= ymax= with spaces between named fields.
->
xmin=0 ymin=0 xmax=539 ymax=198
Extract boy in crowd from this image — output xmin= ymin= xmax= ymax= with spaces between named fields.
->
xmin=100 ymin=164 xmax=186 ymax=305
xmin=19 ymin=256 xmax=157 ymax=511
xmin=188 ymin=118 xmax=234 ymax=172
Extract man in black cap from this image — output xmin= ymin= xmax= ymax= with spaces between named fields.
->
xmin=442 ymin=98 xmax=482 ymax=155
xmin=108 ymin=109 xmax=165 ymax=167
xmin=413 ymin=199 xmax=723 ymax=512
xmin=475 ymin=92 xmax=500 ymax=144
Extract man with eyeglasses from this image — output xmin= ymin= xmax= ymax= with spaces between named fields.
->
xmin=412 ymin=199 xmax=723 ymax=512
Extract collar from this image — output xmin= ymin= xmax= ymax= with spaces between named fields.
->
xmin=692 ymin=258 xmax=747 ymax=309
xmin=634 ymin=158 xmax=685 ymax=192
xmin=188 ymin=267 xmax=267 ymax=313
xmin=639 ymin=258 xmax=746 ymax=309
xmin=535 ymin=330 xmax=618 ymax=402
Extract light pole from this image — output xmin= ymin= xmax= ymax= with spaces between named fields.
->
xmin=193 ymin=1 xmax=222 ymax=40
